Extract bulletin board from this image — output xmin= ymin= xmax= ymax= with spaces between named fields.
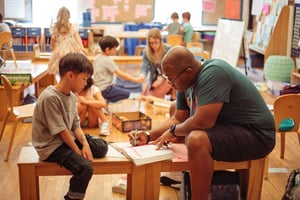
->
xmin=92 ymin=0 xmax=154 ymax=23
xmin=202 ymin=0 xmax=242 ymax=25
xmin=211 ymin=18 xmax=245 ymax=67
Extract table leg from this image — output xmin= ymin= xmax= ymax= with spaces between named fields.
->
xmin=144 ymin=162 xmax=162 ymax=200
xmin=129 ymin=165 xmax=146 ymax=200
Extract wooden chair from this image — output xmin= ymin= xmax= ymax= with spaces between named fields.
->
xmin=166 ymin=34 xmax=183 ymax=46
xmin=192 ymin=31 xmax=200 ymax=42
xmin=264 ymin=94 xmax=300 ymax=179
xmin=186 ymin=42 xmax=211 ymax=60
xmin=0 ymin=32 xmax=18 ymax=68
xmin=273 ymin=94 xmax=300 ymax=158
xmin=0 ymin=75 xmax=35 ymax=161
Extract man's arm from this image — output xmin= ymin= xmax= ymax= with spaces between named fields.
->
xmin=174 ymin=102 xmax=223 ymax=137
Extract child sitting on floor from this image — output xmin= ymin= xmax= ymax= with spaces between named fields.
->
xmin=93 ymin=35 xmax=144 ymax=103
xmin=77 ymin=77 xmax=110 ymax=135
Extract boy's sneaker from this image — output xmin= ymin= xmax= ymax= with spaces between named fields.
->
xmin=100 ymin=121 xmax=110 ymax=136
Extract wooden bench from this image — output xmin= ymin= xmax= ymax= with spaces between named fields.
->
xmin=18 ymin=146 xmax=266 ymax=200
xmin=17 ymin=146 xmax=146 ymax=200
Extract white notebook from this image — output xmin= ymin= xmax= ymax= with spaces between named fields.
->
xmin=110 ymin=142 xmax=175 ymax=166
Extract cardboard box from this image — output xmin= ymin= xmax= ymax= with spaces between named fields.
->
xmin=112 ymin=111 xmax=151 ymax=132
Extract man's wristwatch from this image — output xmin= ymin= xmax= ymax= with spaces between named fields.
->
xmin=169 ymin=124 xmax=177 ymax=137
xmin=145 ymin=131 xmax=151 ymax=144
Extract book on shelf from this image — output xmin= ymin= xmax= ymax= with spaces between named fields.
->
xmin=110 ymin=142 xmax=175 ymax=166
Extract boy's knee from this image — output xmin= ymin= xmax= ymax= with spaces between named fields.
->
xmin=82 ymin=161 xmax=93 ymax=178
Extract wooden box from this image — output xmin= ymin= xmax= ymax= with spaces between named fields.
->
xmin=112 ymin=111 xmax=151 ymax=132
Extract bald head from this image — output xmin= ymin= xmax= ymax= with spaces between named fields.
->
xmin=162 ymin=45 xmax=198 ymax=72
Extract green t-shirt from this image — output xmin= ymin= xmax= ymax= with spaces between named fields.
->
xmin=177 ymin=59 xmax=275 ymax=129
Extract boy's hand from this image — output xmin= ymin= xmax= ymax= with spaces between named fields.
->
xmin=81 ymin=141 xmax=94 ymax=161
xmin=135 ymin=75 xmax=145 ymax=83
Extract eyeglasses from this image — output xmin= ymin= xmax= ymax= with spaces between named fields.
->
xmin=162 ymin=67 xmax=189 ymax=84
xmin=149 ymin=40 xmax=160 ymax=45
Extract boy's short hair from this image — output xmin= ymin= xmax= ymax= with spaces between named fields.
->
xmin=182 ymin=12 xmax=191 ymax=21
xmin=171 ymin=12 xmax=179 ymax=19
xmin=59 ymin=52 xmax=93 ymax=77
xmin=98 ymin=35 xmax=119 ymax=52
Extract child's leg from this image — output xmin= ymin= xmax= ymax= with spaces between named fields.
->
xmin=45 ymin=144 xmax=93 ymax=200
xmin=102 ymin=86 xmax=130 ymax=103
xmin=77 ymin=103 xmax=88 ymax=125
xmin=89 ymin=106 xmax=107 ymax=122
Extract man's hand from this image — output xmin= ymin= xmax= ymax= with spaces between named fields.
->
xmin=152 ymin=130 xmax=176 ymax=150
xmin=128 ymin=130 xmax=148 ymax=146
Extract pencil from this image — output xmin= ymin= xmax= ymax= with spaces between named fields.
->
xmin=133 ymin=129 xmax=137 ymax=146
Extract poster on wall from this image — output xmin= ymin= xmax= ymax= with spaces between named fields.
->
xmin=92 ymin=0 xmax=153 ymax=23
xmin=202 ymin=0 xmax=242 ymax=25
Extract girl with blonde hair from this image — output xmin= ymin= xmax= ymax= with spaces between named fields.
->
xmin=48 ymin=6 xmax=86 ymax=80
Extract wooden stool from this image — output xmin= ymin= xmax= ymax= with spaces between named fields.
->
xmin=143 ymin=157 xmax=267 ymax=200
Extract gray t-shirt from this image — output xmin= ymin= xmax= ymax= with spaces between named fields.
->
xmin=32 ymin=86 xmax=80 ymax=160
xmin=168 ymin=22 xmax=182 ymax=35
xmin=93 ymin=54 xmax=119 ymax=91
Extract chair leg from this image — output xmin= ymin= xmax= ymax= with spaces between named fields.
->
xmin=4 ymin=119 xmax=21 ymax=161
xmin=0 ymin=111 xmax=10 ymax=141
xmin=2 ymin=51 xmax=6 ymax=67
xmin=264 ymin=155 xmax=269 ymax=180
xmin=10 ymin=49 xmax=18 ymax=68
xmin=280 ymin=132 xmax=286 ymax=159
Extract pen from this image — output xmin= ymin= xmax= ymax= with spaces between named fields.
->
xmin=133 ymin=129 xmax=137 ymax=146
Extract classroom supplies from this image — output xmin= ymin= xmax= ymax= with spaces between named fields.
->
xmin=110 ymin=142 xmax=174 ymax=166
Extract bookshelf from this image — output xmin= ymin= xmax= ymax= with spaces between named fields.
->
xmin=10 ymin=27 xmax=42 ymax=59
xmin=248 ymin=5 xmax=294 ymax=64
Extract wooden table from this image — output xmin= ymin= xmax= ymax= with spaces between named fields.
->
xmin=0 ymin=62 xmax=51 ymax=120
xmin=33 ymin=53 xmax=143 ymax=66
xmin=112 ymin=31 xmax=148 ymax=55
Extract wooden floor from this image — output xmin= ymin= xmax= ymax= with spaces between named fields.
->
xmin=0 ymin=61 xmax=300 ymax=200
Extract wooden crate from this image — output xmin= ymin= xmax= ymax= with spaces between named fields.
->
xmin=112 ymin=111 xmax=151 ymax=132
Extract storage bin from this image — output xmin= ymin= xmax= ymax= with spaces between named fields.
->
xmin=112 ymin=111 xmax=151 ymax=132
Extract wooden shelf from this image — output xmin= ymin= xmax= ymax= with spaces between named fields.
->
xmin=249 ymin=5 xmax=294 ymax=64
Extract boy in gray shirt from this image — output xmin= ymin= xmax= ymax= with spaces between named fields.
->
xmin=32 ymin=52 xmax=107 ymax=200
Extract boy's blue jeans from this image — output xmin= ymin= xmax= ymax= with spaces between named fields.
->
xmin=45 ymin=143 xmax=93 ymax=200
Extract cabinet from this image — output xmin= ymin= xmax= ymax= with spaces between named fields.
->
xmin=248 ymin=5 xmax=294 ymax=65
xmin=11 ymin=27 xmax=41 ymax=53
